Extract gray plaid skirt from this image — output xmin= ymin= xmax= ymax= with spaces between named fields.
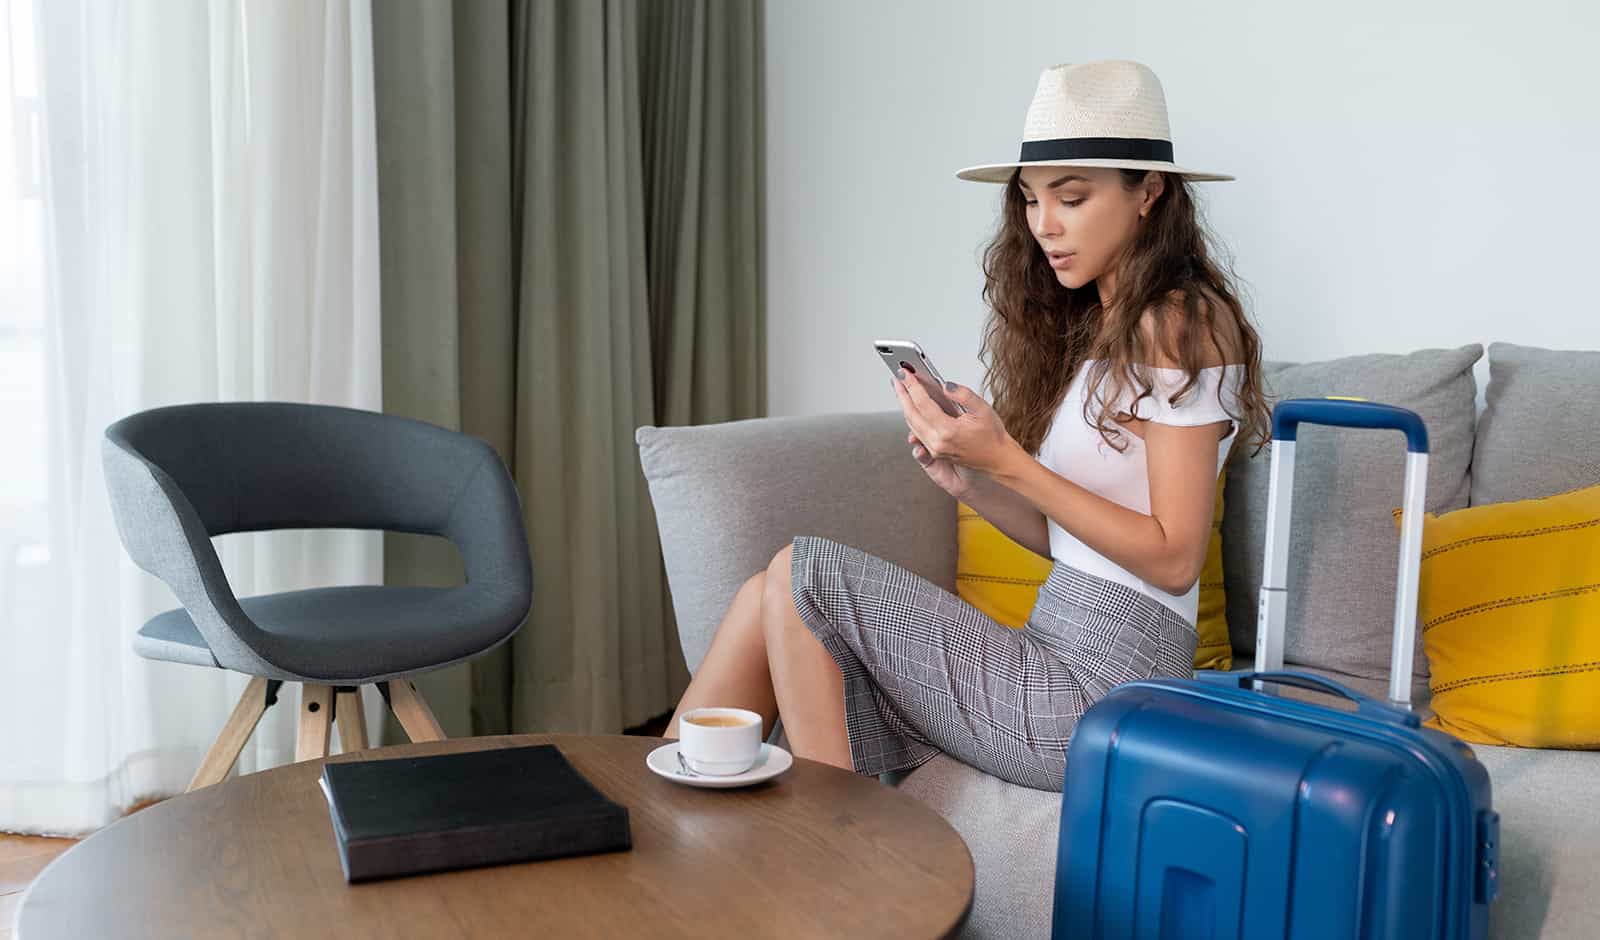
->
xmin=789 ymin=535 xmax=1198 ymax=791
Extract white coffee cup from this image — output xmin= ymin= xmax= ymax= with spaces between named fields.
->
xmin=678 ymin=707 xmax=763 ymax=775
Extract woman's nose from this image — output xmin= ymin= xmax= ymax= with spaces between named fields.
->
xmin=1030 ymin=202 xmax=1062 ymax=238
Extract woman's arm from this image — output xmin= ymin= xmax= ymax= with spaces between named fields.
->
xmin=957 ymin=467 xmax=1052 ymax=559
xmin=891 ymin=355 xmax=1225 ymax=591
xmin=987 ymin=420 xmax=1227 ymax=596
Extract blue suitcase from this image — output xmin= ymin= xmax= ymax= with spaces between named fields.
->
xmin=1052 ymin=398 xmax=1499 ymax=939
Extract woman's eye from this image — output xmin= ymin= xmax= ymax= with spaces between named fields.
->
xmin=1024 ymin=199 xmax=1038 ymax=207
xmin=1062 ymin=198 xmax=1084 ymax=208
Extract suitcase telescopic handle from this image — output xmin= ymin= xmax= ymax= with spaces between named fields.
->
xmin=1271 ymin=398 xmax=1429 ymax=453
xmin=1257 ymin=398 xmax=1430 ymax=709
xmin=1217 ymin=670 xmax=1421 ymax=727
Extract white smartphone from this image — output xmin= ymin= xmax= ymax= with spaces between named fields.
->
xmin=874 ymin=339 xmax=965 ymax=418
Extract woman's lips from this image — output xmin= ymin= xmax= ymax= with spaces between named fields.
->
xmin=1048 ymin=252 xmax=1075 ymax=270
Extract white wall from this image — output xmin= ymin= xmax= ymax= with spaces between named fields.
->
xmin=765 ymin=0 xmax=1600 ymax=417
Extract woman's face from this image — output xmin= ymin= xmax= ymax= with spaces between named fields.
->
xmin=1017 ymin=165 xmax=1162 ymax=293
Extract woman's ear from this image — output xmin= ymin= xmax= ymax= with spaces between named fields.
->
xmin=1139 ymin=172 xmax=1165 ymax=218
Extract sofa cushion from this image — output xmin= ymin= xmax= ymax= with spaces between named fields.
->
xmin=637 ymin=411 xmax=957 ymax=672
xmin=894 ymin=752 xmax=1059 ymax=939
xmin=1221 ymin=345 xmax=1482 ymax=681
xmin=1472 ymin=343 xmax=1600 ymax=506
xmin=1474 ymin=745 xmax=1600 ymax=937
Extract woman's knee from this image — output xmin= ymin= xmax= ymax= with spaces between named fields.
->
xmin=736 ymin=569 xmax=767 ymax=605
xmin=765 ymin=543 xmax=796 ymax=596
xmin=716 ymin=571 xmax=766 ymax=641
xmin=762 ymin=543 xmax=798 ymax=623
xmin=766 ymin=542 xmax=794 ymax=582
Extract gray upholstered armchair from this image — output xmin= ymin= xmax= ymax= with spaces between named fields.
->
xmin=103 ymin=402 xmax=532 ymax=790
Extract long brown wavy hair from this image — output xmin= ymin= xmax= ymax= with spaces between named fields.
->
xmin=979 ymin=168 xmax=1270 ymax=457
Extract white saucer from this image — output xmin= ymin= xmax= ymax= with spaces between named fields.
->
xmin=646 ymin=742 xmax=793 ymax=789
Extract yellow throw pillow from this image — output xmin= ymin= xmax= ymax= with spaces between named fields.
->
xmin=955 ymin=472 xmax=1232 ymax=671
xmin=1395 ymin=482 xmax=1600 ymax=748
xmin=1194 ymin=472 xmax=1233 ymax=671
xmin=956 ymin=502 xmax=1054 ymax=629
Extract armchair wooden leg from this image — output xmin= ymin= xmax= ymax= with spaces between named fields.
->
xmin=295 ymin=683 xmax=334 ymax=761
xmin=188 ymin=676 xmax=278 ymax=792
xmin=386 ymin=678 xmax=446 ymax=743
xmin=335 ymin=687 xmax=369 ymax=753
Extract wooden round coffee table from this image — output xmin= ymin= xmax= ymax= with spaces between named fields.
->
xmin=16 ymin=734 xmax=974 ymax=938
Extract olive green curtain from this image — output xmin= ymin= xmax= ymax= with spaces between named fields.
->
xmin=371 ymin=0 xmax=765 ymax=736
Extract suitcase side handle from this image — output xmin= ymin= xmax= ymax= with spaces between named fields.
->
xmin=1271 ymin=398 xmax=1429 ymax=453
xmin=1209 ymin=669 xmax=1421 ymax=728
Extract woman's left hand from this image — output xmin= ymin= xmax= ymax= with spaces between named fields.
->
xmin=892 ymin=373 xmax=1023 ymax=476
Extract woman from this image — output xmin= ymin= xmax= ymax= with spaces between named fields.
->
xmin=665 ymin=60 xmax=1270 ymax=790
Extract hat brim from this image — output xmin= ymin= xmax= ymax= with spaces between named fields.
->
xmin=955 ymin=158 xmax=1234 ymax=183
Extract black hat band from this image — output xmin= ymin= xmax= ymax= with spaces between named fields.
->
xmin=1017 ymin=137 xmax=1174 ymax=164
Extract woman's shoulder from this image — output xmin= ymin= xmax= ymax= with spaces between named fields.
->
xmin=1137 ymin=288 xmax=1244 ymax=371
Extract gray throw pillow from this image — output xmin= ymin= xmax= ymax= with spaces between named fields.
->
xmin=636 ymin=411 xmax=957 ymax=674
xmin=1472 ymin=342 xmax=1600 ymax=506
xmin=1221 ymin=345 xmax=1482 ymax=681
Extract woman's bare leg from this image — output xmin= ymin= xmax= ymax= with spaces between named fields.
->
xmin=664 ymin=571 xmax=778 ymax=739
xmin=762 ymin=544 xmax=853 ymax=771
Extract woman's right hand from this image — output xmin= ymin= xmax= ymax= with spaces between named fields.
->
xmin=908 ymin=430 xmax=977 ymax=500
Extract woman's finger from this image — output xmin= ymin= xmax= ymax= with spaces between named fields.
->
xmin=899 ymin=372 xmax=944 ymax=423
xmin=892 ymin=378 xmax=918 ymax=426
xmin=894 ymin=378 xmax=937 ymax=445
xmin=900 ymin=377 xmax=956 ymax=446
xmin=902 ymin=378 xmax=961 ymax=456
xmin=944 ymin=381 xmax=984 ymax=414
xmin=909 ymin=433 xmax=935 ymax=465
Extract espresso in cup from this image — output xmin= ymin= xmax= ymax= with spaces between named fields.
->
xmin=685 ymin=714 xmax=751 ymax=729
xmin=678 ymin=707 xmax=763 ymax=775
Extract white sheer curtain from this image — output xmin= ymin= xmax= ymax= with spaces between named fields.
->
xmin=0 ymin=0 xmax=382 ymax=834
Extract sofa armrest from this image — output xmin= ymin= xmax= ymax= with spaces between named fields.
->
xmin=637 ymin=411 xmax=958 ymax=673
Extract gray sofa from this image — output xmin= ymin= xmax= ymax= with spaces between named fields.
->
xmin=637 ymin=342 xmax=1600 ymax=938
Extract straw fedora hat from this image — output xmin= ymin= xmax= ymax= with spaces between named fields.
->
xmin=957 ymin=60 xmax=1233 ymax=184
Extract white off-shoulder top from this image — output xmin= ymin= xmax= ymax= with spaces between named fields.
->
xmin=1033 ymin=360 xmax=1243 ymax=623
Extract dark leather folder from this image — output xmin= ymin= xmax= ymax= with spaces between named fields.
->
xmin=319 ymin=744 xmax=632 ymax=882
